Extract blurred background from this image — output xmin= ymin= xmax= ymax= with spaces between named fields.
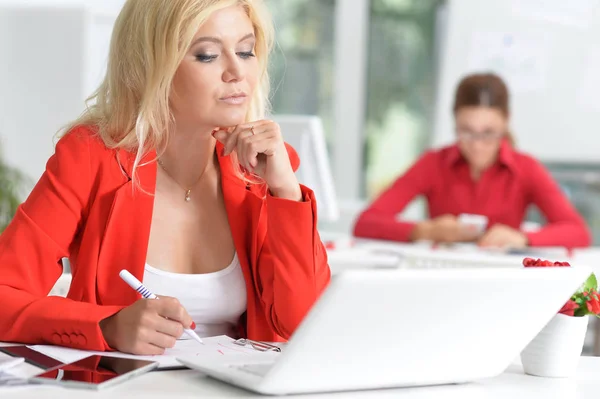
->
xmin=2 ymin=0 xmax=600 ymax=239
xmin=2 ymin=0 xmax=600 ymax=358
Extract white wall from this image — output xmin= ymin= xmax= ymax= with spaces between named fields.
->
xmin=0 ymin=0 xmax=124 ymax=12
xmin=0 ymin=1 xmax=122 ymax=185
xmin=433 ymin=0 xmax=600 ymax=164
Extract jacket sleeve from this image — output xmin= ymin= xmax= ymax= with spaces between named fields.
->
xmin=524 ymin=158 xmax=591 ymax=248
xmin=0 ymin=129 xmax=125 ymax=350
xmin=353 ymin=152 xmax=435 ymax=242
xmin=255 ymin=185 xmax=331 ymax=339
xmin=252 ymin=143 xmax=330 ymax=338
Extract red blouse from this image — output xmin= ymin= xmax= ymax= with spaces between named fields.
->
xmin=354 ymin=141 xmax=591 ymax=248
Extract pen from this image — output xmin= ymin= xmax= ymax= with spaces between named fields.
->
xmin=0 ymin=357 xmax=25 ymax=372
xmin=119 ymin=269 xmax=204 ymax=344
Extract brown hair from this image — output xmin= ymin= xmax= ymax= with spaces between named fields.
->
xmin=453 ymin=73 xmax=514 ymax=146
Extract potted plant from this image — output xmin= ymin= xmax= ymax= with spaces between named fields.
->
xmin=0 ymin=149 xmax=29 ymax=232
xmin=520 ymin=257 xmax=599 ymax=378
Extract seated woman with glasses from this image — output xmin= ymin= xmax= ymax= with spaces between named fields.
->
xmin=353 ymin=73 xmax=591 ymax=248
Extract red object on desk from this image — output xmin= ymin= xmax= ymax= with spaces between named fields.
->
xmin=522 ymin=257 xmax=570 ymax=267
xmin=353 ymin=141 xmax=591 ymax=248
xmin=324 ymin=239 xmax=356 ymax=251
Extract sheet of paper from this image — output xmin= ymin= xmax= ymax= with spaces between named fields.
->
xmin=467 ymin=32 xmax=548 ymax=94
xmin=29 ymin=335 xmax=277 ymax=370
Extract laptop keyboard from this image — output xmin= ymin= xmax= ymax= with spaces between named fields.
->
xmin=230 ymin=363 xmax=275 ymax=377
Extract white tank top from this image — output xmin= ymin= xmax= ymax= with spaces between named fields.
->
xmin=143 ymin=253 xmax=247 ymax=338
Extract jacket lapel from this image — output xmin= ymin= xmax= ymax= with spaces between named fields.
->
xmin=96 ymin=143 xmax=264 ymax=307
xmin=96 ymin=149 xmax=157 ymax=306
xmin=216 ymin=142 xmax=265 ymax=302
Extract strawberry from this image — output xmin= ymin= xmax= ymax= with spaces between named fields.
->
xmin=522 ymin=257 xmax=535 ymax=266
xmin=522 ymin=258 xmax=571 ymax=267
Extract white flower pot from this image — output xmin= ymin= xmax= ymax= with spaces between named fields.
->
xmin=520 ymin=313 xmax=589 ymax=378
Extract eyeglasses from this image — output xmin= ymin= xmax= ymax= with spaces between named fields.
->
xmin=456 ymin=129 xmax=504 ymax=142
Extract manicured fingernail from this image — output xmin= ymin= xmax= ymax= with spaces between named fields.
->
xmin=191 ymin=321 xmax=196 ymax=330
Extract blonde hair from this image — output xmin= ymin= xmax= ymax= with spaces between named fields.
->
xmin=62 ymin=0 xmax=274 ymax=183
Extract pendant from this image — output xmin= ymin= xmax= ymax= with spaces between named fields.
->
xmin=185 ymin=189 xmax=192 ymax=202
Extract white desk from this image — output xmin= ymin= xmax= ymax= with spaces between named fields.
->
xmin=327 ymin=238 xmax=600 ymax=276
xmin=1 ymin=357 xmax=599 ymax=398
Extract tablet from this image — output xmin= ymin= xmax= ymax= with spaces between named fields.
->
xmin=29 ymin=355 xmax=159 ymax=390
xmin=0 ymin=346 xmax=63 ymax=370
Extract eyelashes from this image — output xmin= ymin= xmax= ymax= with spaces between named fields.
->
xmin=237 ymin=51 xmax=255 ymax=59
xmin=195 ymin=54 xmax=218 ymax=63
xmin=195 ymin=51 xmax=256 ymax=63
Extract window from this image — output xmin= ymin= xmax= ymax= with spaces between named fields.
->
xmin=364 ymin=0 xmax=443 ymax=199
xmin=266 ymin=0 xmax=444 ymax=219
xmin=266 ymin=0 xmax=336 ymax=142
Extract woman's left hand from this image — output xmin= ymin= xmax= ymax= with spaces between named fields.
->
xmin=478 ymin=224 xmax=528 ymax=248
xmin=213 ymin=120 xmax=302 ymax=201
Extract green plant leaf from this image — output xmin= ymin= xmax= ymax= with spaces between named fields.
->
xmin=0 ymin=143 xmax=30 ymax=232
xmin=584 ymin=273 xmax=598 ymax=292
xmin=574 ymin=307 xmax=588 ymax=317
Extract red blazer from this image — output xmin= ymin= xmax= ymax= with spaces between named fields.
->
xmin=0 ymin=126 xmax=330 ymax=351
xmin=354 ymin=141 xmax=591 ymax=248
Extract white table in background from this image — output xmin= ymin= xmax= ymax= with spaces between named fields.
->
xmin=1 ymin=357 xmax=599 ymax=398
xmin=325 ymin=237 xmax=600 ymax=275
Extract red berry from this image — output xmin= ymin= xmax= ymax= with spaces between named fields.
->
xmin=522 ymin=257 xmax=569 ymax=267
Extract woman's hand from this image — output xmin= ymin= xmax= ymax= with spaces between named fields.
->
xmin=99 ymin=296 xmax=193 ymax=355
xmin=478 ymin=224 xmax=528 ymax=248
xmin=213 ymin=120 xmax=302 ymax=201
xmin=411 ymin=214 xmax=481 ymax=243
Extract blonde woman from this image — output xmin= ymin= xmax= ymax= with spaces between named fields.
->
xmin=0 ymin=0 xmax=330 ymax=355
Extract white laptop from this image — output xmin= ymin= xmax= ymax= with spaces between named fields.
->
xmin=178 ymin=266 xmax=590 ymax=395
